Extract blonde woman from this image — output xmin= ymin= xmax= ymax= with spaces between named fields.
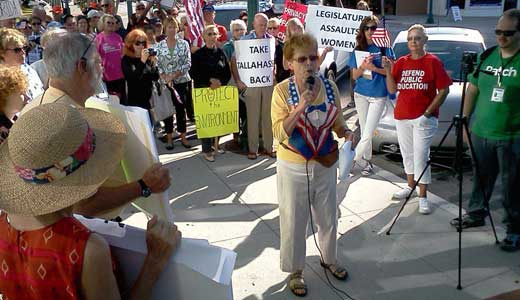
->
xmin=0 ymin=66 xmax=27 ymax=145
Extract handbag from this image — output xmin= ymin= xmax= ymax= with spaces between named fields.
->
xmin=149 ymin=81 xmax=175 ymax=122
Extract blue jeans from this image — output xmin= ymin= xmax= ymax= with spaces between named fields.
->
xmin=468 ymin=134 xmax=520 ymax=234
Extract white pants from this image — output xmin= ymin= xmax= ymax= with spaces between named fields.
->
xmin=354 ymin=93 xmax=387 ymax=161
xmin=395 ymin=115 xmax=438 ymax=184
xmin=276 ymin=159 xmax=338 ymax=273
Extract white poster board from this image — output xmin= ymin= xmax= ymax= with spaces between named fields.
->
xmin=451 ymin=6 xmax=462 ymax=22
xmin=235 ymin=38 xmax=275 ymax=88
xmin=354 ymin=50 xmax=372 ymax=78
xmin=0 ymin=0 xmax=22 ymax=21
xmin=305 ymin=6 xmax=372 ymax=52
xmin=77 ymin=216 xmax=236 ymax=300
xmin=85 ymin=98 xmax=174 ymax=222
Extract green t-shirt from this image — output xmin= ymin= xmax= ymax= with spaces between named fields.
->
xmin=468 ymin=47 xmax=520 ymax=140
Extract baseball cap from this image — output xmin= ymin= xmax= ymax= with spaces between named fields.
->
xmin=87 ymin=9 xmax=103 ymax=19
xmin=202 ymin=3 xmax=215 ymax=12
xmin=47 ymin=21 xmax=62 ymax=29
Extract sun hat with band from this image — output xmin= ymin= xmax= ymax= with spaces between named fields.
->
xmin=0 ymin=103 xmax=127 ymax=216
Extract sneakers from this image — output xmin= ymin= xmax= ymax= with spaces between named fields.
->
xmin=418 ymin=197 xmax=431 ymax=215
xmin=500 ymin=234 xmax=520 ymax=252
xmin=450 ymin=214 xmax=486 ymax=229
xmin=392 ymin=186 xmax=417 ymax=200
xmin=361 ymin=161 xmax=373 ymax=176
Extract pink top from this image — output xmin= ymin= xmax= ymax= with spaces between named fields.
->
xmin=95 ymin=32 xmax=124 ymax=81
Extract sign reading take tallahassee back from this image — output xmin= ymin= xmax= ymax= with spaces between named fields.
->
xmin=234 ymin=38 xmax=276 ymax=88
xmin=305 ymin=6 xmax=372 ymax=52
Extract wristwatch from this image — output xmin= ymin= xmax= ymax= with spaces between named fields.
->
xmin=138 ymin=179 xmax=152 ymax=198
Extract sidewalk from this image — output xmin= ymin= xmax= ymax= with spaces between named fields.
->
xmin=122 ymin=137 xmax=520 ymax=300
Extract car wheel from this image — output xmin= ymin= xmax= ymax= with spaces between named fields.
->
xmin=326 ymin=69 xmax=336 ymax=82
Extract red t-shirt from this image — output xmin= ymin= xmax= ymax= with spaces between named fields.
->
xmin=392 ymin=53 xmax=452 ymax=120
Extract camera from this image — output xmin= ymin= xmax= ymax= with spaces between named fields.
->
xmin=148 ymin=48 xmax=157 ymax=56
xmin=461 ymin=51 xmax=478 ymax=66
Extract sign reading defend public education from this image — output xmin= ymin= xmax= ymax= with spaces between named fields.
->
xmin=234 ymin=38 xmax=275 ymax=88
xmin=278 ymin=0 xmax=308 ymax=40
xmin=193 ymin=86 xmax=239 ymax=139
xmin=0 ymin=0 xmax=22 ymax=21
xmin=305 ymin=6 xmax=372 ymax=52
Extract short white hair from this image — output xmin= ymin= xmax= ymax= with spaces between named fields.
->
xmin=230 ymin=19 xmax=246 ymax=31
xmin=44 ymin=32 xmax=97 ymax=80
xmin=40 ymin=28 xmax=67 ymax=48
xmin=407 ymin=24 xmax=428 ymax=37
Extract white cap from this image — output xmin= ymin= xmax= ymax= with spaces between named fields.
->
xmin=87 ymin=10 xmax=103 ymax=19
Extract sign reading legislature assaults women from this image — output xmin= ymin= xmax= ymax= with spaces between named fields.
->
xmin=305 ymin=6 xmax=372 ymax=52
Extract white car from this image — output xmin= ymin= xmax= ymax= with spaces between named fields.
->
xmin=372 ymin=27 xmax=486 ymax=153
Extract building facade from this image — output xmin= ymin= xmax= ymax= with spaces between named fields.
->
xmin=432 ymin=0 xmax=520 ymax=17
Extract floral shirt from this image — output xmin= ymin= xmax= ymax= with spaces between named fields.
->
xmin=154 ymin=37 xmax=191 ymax=84
xmin=21 ymin=64 xmax=44 ymax=102
xmin=0 ymin=114 xmax=13 ymax=146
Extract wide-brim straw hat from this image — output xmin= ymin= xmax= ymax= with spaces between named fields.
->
xmin=0 ymin=103 xmax=127 ymax=216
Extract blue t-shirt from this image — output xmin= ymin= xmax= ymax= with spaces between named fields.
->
xmin=348 ymin=44 xmax=395 ymax=98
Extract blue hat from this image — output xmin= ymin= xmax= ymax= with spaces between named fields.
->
xmin=202 ymin=4 xmax=215 ymax=12
xmin=47 ymin=21 xmax=62 ymax=29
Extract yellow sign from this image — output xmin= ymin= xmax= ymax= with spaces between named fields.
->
xmin=192 ymin=86 xmax=239 ymax=138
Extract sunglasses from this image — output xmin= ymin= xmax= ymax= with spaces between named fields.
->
xmin=8 ymin=47 xmax=26 ymax=54
xmin=101 ymin=4 xmax=110 ymax=7
xmin=207 ymin=32 xmax=219 ymax=36
xmin=32 ymin=22 xmax=41 ymax=26
xmin=135 ymin=41 xmax=146 ymax=46
xmin=495 ymin=29 xmax=517 ymax=37
xmin=106 ymin=21 xmax=115 ymax=25
xmin=294 ymin=55 xmax=319 ymax=64
xmin=364 ymin=25 xmax=377 ymax=31
xmin=267 ymin=26 xmax=279 ymax=30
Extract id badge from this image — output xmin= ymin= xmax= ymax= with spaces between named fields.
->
xmin=491 ymin=86 xmax=505 ymax=103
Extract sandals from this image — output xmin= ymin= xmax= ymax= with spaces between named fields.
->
xmin=500 ymin=234 xmax=520 ymax=252
xmin=320 ymin=261 xmax=349 ymax=281
xmin=247 ymin=152 xmax=257 ymax=160
xmin=288 ymin=272 xmax=307 ymax=297
xmin=265 ymin=151 xmax=277 ymax=158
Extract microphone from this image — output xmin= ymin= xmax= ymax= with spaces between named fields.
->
xmin=305 ymin=76 xmax=315 ymax=91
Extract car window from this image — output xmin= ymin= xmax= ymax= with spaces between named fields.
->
xmin=215 ymin=9 xmax=243 ymax=31
xmin=393 ymin=41 xmax=484 ymax=81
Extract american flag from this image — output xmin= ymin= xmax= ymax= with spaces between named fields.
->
xmin=372 ymin=25 xmax=392 ymax=49
xmin=183 ymin=0 xmax=205 ymax=47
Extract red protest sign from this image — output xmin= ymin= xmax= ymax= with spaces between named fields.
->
xmin=278 ymin=0 xmax=307 ymax=40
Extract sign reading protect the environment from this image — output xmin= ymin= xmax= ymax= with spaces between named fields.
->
xmin=235 ymin=38 xmax=275 ymax=88
xmin=305 ymin=6 xmax=372 ymax=52
xmin=192 ymin=86 xmax=239 ymax=138
xmin=0 ymin=0 xmax=22 ymax=21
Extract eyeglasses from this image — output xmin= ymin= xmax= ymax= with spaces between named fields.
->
xmin=233 ymin=28 xmax=245 ymax=32
xmin=207 ymin=32 xmax=219 ymax=36
xmin=407 ymin=36 xmax=423 ymax=42
xmin=101 ymin=4 xmax=110 ymax=7
xmin=267 ymin=26 xmax=279 ymax=30
xmin=135 ymin=41 xmax=147 ymax=46
xmin=364 ymin=25 xmax=377 ymax=31
xmin=294 ymin=55 xmax=319 ymax=64
xmin=7 ymin=47 xmax=26 ymax=54
xmin=495 ymin=29 xmax=517 ymax=37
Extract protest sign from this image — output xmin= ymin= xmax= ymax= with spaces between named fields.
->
xmin=77 ymin=216 xmax=236 ymax=300
xmin=278 ymin=0 xmax=307 ymax=40
xmin=235 ymin=38 xmax=275 ymax=88
xmin=354 ymin=50 xmax=372 ymax=79
xmin=85 ymin=98 xmax=174 ymax=222
xmin=0 ymin=0 xmax=21 ymax=21
xmin=305 ymin=6 xmax=372 ymax=52
xmin=193 ymin=86 xmax=239 ymax=139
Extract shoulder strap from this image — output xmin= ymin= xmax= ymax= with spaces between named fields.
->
xmin=473 ymin=46 xmax=498 ymax=78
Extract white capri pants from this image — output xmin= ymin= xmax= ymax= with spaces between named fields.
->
xmin=395 ymin=115 xmax=438 ymax=184
xmin=354 ymin=92 xmax=387 ymax=161
xmin=276 ymin=159 xmax=338 ymax=273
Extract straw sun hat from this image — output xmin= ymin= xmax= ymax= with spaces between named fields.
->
xmin=0 ymin=103 xmax=127 ymax=216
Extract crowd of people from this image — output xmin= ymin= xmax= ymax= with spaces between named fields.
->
xmin=0 ymin=0 xmax=519 ymax=297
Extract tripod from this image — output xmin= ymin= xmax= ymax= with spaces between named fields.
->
xmin=385 ymin=55 xmax=500 ymax=290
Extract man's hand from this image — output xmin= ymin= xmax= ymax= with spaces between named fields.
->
xmin=209 ymin=78 xmax=221 ymax=90
xmin=145 ymin=216 xmax=181 ymax=272
xmin=142 ymin=163 xmax=170 ymax=194
xmin=236 ymin=80 xmax=247 ymax=91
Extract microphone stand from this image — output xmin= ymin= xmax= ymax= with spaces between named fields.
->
xmin=384 ymin=55 xmax=500 ymax=290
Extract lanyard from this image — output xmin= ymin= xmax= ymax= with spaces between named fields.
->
xmin=497 ymin=49 xmax=520 ymax=86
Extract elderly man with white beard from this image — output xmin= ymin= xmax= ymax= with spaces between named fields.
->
xmin=22 ymin=32 xmax=171 ymax=219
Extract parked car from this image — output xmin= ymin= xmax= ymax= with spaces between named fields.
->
xmin=372 ymin=27 xmax=486 ymax=153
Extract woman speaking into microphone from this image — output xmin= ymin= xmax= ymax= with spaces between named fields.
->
xmin=271 ymin=33 xmax=356 ymax=297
